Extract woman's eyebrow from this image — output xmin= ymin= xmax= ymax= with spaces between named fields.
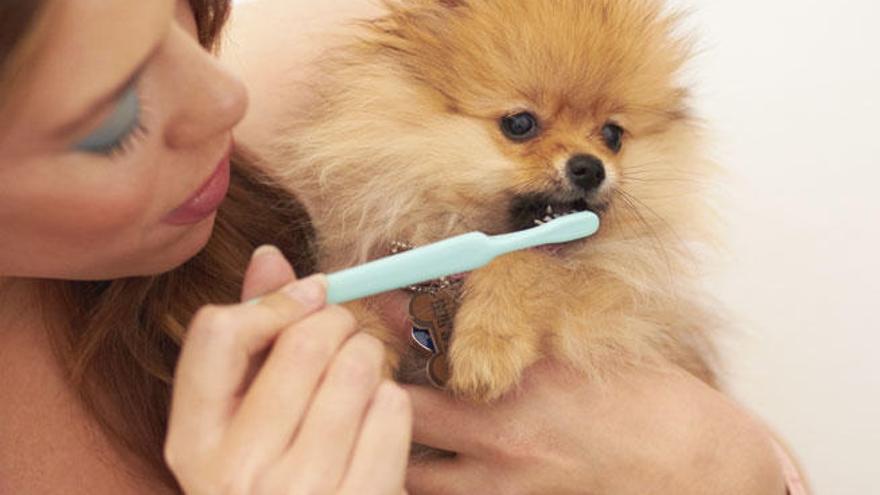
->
xmin=52 ymin=43 xmax=159 ymax=139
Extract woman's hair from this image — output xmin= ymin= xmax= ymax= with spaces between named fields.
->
xmin=2 ymin=2 xmax=316 ymax=492
xmin=0 ymin=2 xmax=49 ymax=108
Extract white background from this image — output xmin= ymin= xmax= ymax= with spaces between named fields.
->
xmin=683 ymin=1 xmax=879 ymax=493
xmin=232 ymin=1 xmax=880 ymax=493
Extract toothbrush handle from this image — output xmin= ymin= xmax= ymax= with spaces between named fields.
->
xmin=325 ymin=212 xmax=601 ymax=304
xmin=326 ymin=233 xmax=495 ymax=304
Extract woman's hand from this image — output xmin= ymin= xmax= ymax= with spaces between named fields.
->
xmin=164 ymin=245 xmax=411 ymax=495
xmin=405 ymin=360 xmax=787 ymax=495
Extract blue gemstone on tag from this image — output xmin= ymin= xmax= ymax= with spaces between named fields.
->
xmin=411 ymin=326 xmax=436 ymax=353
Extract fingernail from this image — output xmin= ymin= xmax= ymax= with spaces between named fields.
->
xmin=252 ymin=244 xmax=281 ymax=260
xmin=282 ymin=274 xmax=327 ymax=308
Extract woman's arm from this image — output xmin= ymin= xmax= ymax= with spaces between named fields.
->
xmin=405 ymin=360 xmax=790 ymax=495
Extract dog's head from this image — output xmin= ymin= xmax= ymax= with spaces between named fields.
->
xmin=291 ymin=0 xmax=712 ymax=265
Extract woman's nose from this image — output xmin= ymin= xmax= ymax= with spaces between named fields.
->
xmin=161 ymin=27 xmax=248 ymax=149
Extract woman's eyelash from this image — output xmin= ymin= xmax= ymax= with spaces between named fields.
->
xmin=73 ymin=81 xmax=149 ymax=158
xmin=103 ymin=120 xmax=149 ymax=157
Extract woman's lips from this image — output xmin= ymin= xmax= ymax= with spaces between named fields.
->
xmin=163 ymin=150 xmax=232 ymax=226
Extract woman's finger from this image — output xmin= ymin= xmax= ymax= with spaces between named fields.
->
xmin=402 ymin=385 xmax=485 ymax=455
xmin=167 ymin=275 xmax=327 ymax=446
xmin=339 ymin=381 xmax=413 ymax=495
xmin=241 ymin=245 xmax=298 ymax=302
xmin=275 ymin=333 xmax=387 ymax=491
xmin=221 ymin=305 xmax=360 ymax=472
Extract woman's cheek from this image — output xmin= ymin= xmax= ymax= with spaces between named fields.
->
xmin=65 ymin=181 xmax=159 ymax=235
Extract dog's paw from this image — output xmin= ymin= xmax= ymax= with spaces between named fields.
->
xmin=447 ymin=330 xmax=538 ymax=402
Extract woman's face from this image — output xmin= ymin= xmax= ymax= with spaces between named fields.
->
xmin=0 ymin=0 xmax=246 ymax=280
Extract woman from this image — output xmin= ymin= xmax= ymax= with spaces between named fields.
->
xmin=0 ymin=0 xmax=801 ymax=494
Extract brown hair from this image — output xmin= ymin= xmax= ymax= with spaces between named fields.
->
xmin=2 ymin=1 xmax=316 ymax=492
xmin=0 ymin=2 xmax=49 ymax=109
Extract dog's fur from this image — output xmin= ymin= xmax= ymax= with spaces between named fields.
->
xmin=273 ymin=0 xmax=719 ymax=401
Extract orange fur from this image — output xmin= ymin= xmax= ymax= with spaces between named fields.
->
xmin=272 ymin=0 xmax=720 ymax=401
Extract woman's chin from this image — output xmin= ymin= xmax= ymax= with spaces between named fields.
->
xmin=152 ymin=215 xmax=218 ymax=272
xmin=106 ymin=214 xmax=218 ymax=280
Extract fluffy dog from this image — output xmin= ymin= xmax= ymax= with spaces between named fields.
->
xmin=273 ymin=0 xmax=719 ymax=401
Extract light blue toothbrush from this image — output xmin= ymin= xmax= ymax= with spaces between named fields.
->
xmin=326 ymin=211 xmax=600 ymax=304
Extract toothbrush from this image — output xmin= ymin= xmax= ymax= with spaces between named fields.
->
xmin=326 ymin=211 xmax=600 ymax=304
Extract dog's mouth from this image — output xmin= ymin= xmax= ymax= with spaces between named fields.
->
xmin=510 ymin=194 xmax=604 ymax=230
xmin=509 ymin=194 xmax=606 ymax=253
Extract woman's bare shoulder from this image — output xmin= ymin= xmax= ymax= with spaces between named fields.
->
xmin=222 ymin=0 xmax=385 ymax=152
xmin=0 ymin=307 xmax=171 ymax=495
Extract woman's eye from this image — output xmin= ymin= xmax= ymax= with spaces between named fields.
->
xmin=500 ymin=112 xmax=540 ymax=141
xmin=72 ymin=83 xmax=144 ymax=156
xmin=601 ymin=122 xmax=625 ymax=153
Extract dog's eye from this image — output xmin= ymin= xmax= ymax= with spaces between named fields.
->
xmin=500 ymin=112 xmax=540 ymax=141
xmin=601 ymin=122 xmax=625 ymax=153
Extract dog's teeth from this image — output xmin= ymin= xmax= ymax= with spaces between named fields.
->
xmin=546 ymin=205 xmax=553 ymax=215
xmin=534 ymin=219 xmax=543 ymax=225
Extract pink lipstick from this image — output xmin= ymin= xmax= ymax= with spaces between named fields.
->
xmin=163 ymin=150 xmax=232 ymax=226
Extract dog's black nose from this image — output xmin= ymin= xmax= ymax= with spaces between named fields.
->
xmin=566 ymin=154 xmax=606 ymax=192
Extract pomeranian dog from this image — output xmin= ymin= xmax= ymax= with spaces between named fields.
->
xmin=272 ymin=0 xmax=719 ymax=401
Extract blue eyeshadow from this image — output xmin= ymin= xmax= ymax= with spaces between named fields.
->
xmin=73 ymin=84 xmax=141 ymax=154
